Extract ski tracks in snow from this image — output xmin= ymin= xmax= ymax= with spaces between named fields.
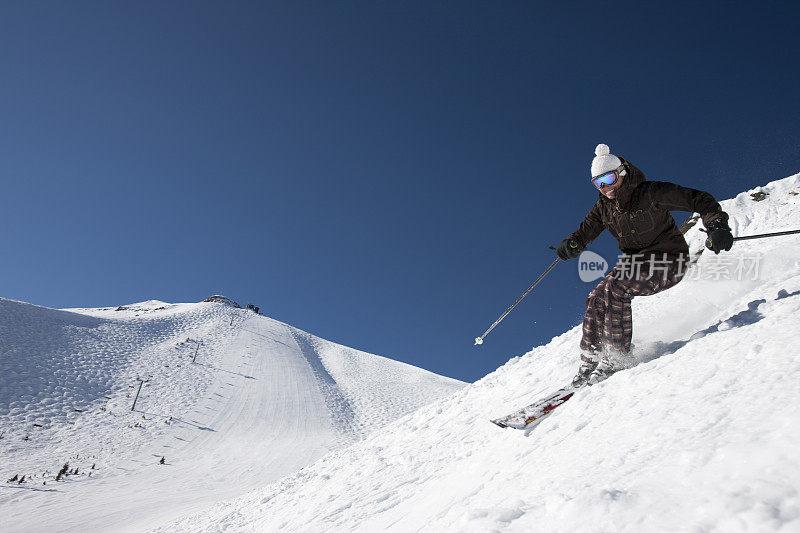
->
xmin=289 ymin=328 xmax=360 ymax=442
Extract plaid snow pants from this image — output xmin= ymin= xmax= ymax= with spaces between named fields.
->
xmin=580 ymin=255 xmax=685 ymax=358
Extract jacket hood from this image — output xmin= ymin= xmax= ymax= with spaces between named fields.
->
xmin=598 ymin=157 xmax=646 ymax=209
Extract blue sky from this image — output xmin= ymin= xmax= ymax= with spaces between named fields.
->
xmin=1 ymin=1 xmax=798 ymax=382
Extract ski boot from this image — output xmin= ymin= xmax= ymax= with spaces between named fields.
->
xmin=571 ymin=356 xmax=599 ymax=388
xmin=587 ymin=355 xmax=619 ymax=386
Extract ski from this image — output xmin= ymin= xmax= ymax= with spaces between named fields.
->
xmin=491 ymin=384 xmax=582 ymax=429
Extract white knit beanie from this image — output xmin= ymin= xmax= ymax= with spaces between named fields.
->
xmin=591 ymin=143 xmax=623 ymax=177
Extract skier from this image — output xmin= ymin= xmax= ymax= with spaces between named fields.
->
xmin=556 ymin=144 xmax=733 ymax=386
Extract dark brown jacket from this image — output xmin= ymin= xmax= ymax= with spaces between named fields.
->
xmin=569 ymin=158 xmax=727 ymax=258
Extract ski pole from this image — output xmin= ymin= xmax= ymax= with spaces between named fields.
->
xmin=732 ymin=229 xmax=800 ymax=242
xmin=703 ymin=228 xmax=800 ymax=249
xmin=474 ymin=257 xmax=561 ymax=346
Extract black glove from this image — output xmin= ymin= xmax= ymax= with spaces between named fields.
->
xmin=556 ymin=238 xmax=582 ymax=260
xmin=705 ymin=220 xmax=733 ymax=254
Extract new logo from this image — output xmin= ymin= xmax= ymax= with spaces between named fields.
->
xmin=578 ymin=250 xmax=608 ymax=282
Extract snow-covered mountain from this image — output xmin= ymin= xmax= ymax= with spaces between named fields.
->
xmin=0 ymin=297 xmax=464 ymax=532
xmin=155 ymin=173 xmax=800 ymax=532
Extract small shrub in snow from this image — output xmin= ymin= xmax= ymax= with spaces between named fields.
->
xmin=56 ymin=463 xmax=69 ymax=481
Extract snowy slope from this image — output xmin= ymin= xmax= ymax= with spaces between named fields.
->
xmin=158 ymin=173 xmax=800 ymax=532
xmin=0 ymin=298 xmax=464 ymax=532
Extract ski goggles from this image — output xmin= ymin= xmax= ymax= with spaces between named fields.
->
xmin=591 ymin=165 xmax=625 ymax=190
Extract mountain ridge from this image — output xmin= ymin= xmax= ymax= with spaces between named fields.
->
xmin=0 ymin=296 xmax=464 ymax=532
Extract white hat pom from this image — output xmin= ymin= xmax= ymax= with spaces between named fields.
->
xmin=595 ymin=143 xmax=610 ymax=157
xmin=590 ymin=143 xmax=622 ymax=177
